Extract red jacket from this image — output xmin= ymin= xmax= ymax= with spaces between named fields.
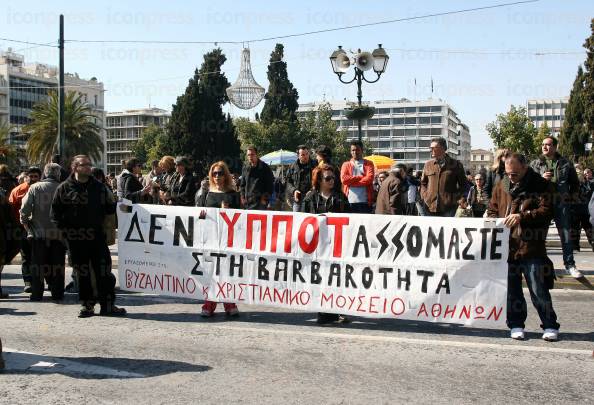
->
xmin=340 ymin=159 xmax=375 ymax=206
xmin=8 ymin=182 xmax=30 ymax=222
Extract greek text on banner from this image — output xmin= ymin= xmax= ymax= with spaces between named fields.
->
xmin=117 ymin=204 xmax=509 ymax=328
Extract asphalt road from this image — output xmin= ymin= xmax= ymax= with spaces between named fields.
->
xmin=1 ymin=261 xmax=593 ymax=404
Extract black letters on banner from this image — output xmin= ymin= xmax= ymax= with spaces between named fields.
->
xmin=426 ymin=227 xmax=444 ymax=259
xmin=310 ymin=261 xmax=322 ymax=284
xmin=447 ymin=228 xmax=460 ymax=259
xmin=125 ymin=212 xmax=145 ymax=242
xmin=435 ymin=273 xmax=450 ymax=294
xmin=230 ymin=255 xmax=244 ymax=277
xmin=490 ymin=228 xmax=503 ymax=260
xmin=345 ymin=264 xmax=357 ymax=288
xmin=173 ymin=216 xmax=194 ymax=247
xmin=258 ymin=257 xmax=269 ymax=280
xmin=292 ymin=260 xmax=305 ymax=282
xmin=406 ymin=226 xmax=423 ymax=257
xmin=190 ymin=252 xmax=203 ymax=275
xmin=462 ymin=228 xmax=476 ymax=260
xmin=397 ymin=269 xmax=411 ymax=291
xmin=274 ymin=259 xmax=288 ymax=282
xmin=362 ymin=267 xmax=373 ymax=289
xmin=353 ymin=226 xmax=370 ymax=258
xmin=149 ymin=214 xmax=166 ymax=245
xmin=328 ymin=263 xmax=341 ymax=286
xmin=480 ymin=228 xmax=490 ymax=260
xmin=417 ymin=270 xmax=434 ymax=293
xmin=211 ymin=253 xmax=226 ymax=275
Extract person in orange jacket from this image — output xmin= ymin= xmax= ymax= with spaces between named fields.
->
xmin=340 ymin=140 xmax=375 ymax=213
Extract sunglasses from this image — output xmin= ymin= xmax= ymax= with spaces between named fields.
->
xmin=322 ymin=176 xmax=335 ymax=182
xmin=212 ymin=171 xmax=224 ymax=177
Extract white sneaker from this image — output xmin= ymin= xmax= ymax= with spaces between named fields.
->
xmin=566 ymin=266 xmax=583 ymax=279
xmin=542 ymin=329 xmax=559 ymax=342
xmin=510 ymin=328 xmax=525 ymax=340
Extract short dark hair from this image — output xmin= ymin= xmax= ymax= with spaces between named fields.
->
xmin=350 ymin=140 xmax=364 ymax=150
xmin=316 ymin=145 xmax=332 ymax=162
xmin=297 ymin=144 xmax=308 ymax=152
xmin=544 ymin=135 xmax=558 ymax=147
xmin=430 ymin=137 xmax=448 ymax=151
xmin=505 ymin=152 xmax=527 ymax=165
xmin=150 ymin=159 xmax=159 ymax=169
xmin=246 ymin=145 xmax=257 ymax=153
xmin=125 ymin=158 xmax=142 ymax=172
xmin=26 ymin=166 xmax=41 ymax=176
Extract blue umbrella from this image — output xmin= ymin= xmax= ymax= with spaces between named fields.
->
xmin=260 ymin=149 xmax=297 ymax=166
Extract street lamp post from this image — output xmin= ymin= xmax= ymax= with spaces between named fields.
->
xmin=329 ymin=45 xmax=389 ymax=142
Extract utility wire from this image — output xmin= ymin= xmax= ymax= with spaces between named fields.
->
xmin=63 ymin=0 xmax=539 ymax=45
xmin=0 ymin=37 xmax=57 ymax=48
xmin=386 ymin=47 xmax=584 ymax=56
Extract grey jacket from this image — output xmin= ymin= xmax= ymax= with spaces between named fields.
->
xmin=20 ymin=177 xmax=62 ymax=240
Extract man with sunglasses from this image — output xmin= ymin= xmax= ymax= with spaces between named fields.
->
xmin=530 ymin=136 xmax=582 ymax=279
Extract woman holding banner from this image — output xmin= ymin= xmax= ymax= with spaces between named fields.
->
xmin=302 ymin=164 xmax=351 ymax=324
xmin=196 ymin=161 xmax=241 ymax=318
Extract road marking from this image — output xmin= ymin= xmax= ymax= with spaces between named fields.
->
xmin=3 ymin=348 xmax=144 ymax=378
xmin=207 ymin=324 xmax=593 ymax=356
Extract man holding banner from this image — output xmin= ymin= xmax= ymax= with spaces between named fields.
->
xmin=487 ymin=153 xmax=560 ymax=342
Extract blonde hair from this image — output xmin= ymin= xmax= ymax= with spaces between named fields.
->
xmin=159 ymin=155 xmax=175 ymax=172
xmin=492 ymin=149 xmax=510 ymax=171
xmin=208 ymin=161 xmax=234 ymax=192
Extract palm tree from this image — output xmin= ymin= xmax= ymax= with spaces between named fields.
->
xmin=24 ymin=91 xmax=103 ymax=164
xmin=0 ymin=123 xmax=16 ymax=164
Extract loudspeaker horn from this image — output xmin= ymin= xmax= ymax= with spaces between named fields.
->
xmin=355 ymin=52 xmax=374 ymax=71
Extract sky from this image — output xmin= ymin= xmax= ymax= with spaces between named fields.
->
xmin=1 ymin=0 xmax=592 ymax=149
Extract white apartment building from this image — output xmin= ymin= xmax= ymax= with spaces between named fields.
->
xmin=527 ymin=97 xmax=569 ymax=136
xmin=0 ymin=48 xmax=105 ymax=168
xmin=298 ymin=98 xmax=471 ymax=170
xmin=470 ymin=148 xmax=494 ymax=174
xmin=105 ymin=108 xmax=170 ymax=174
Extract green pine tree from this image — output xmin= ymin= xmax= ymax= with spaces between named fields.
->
xmin=166 ymin=48 xmax=241 ymax=177
xmin=559 ymin=66 xmax=588 ymax=160
xmin=260 ymin=44 xmax=299 ymax=126
xmin=583 ymin=18 xmax=594 ymax=137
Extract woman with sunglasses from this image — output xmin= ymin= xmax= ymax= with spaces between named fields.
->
xmin=196 ymin=161 xmax=241 ymax=317
xmin=302 ymin=163 xmax=350 ymax=324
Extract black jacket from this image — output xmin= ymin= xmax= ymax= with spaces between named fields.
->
xmin=121 ymin=172 xmax=150 ymax=204
xmin=285 ymin=159 xmax=317 ymax=204
xmin=302 ymin=189 xmax=350 ymax=214
xmin=51 ymin=174 xmax=116 ymax=232
xmin=169 ymin=172 xmax=196 ymax=206
xmin=530 ymin=153 xmax=579 ymax=204
xmin=240 ymin=160 xmax=274 ymax=209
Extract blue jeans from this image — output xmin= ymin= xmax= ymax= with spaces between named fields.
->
xmin=554 ymin=204 xmax=575 ymax=268
xmin=507 ymin=259 xmax=560 ymax=330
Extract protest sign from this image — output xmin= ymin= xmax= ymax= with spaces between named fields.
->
xmin=118 ymin=204 xmax=509 ymax=327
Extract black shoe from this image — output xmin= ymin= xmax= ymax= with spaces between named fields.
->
xmin=0 ymin=288 xmax=8 ymax=299
xmin=99 ymin=304 xmax=127 ymax=317
xmin=29 ymin=296 xmax=43 ymax=302
xmin=317 ymin=313 xmax=339 ymax=325
xmin=338 ymin=315 xmax=351 ymax=324
xmin=78 ymin=303 xmax=95 ymax=318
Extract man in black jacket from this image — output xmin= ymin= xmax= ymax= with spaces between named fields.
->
xmin=240 ymin=145 xmax=274 ymax=210
xmin=530 ymin=136 xmax=582 ymax=278
xmin=51 ymin=155 xmax=126 ymax=318
xmin=285 ymin=145 xmax=317 ymax=212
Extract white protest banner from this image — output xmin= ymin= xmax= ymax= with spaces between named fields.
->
xmin=117 ymin=203 xmax=509 ymax=327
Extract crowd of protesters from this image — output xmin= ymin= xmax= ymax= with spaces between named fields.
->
xmin=0 ymin=134 xmax=593 ymax=352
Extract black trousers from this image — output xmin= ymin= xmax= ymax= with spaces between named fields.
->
xmin=67 ymin=231 xmax=115 ymax=307
xmin=30 ymin=239 xmax=66 ymax=300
